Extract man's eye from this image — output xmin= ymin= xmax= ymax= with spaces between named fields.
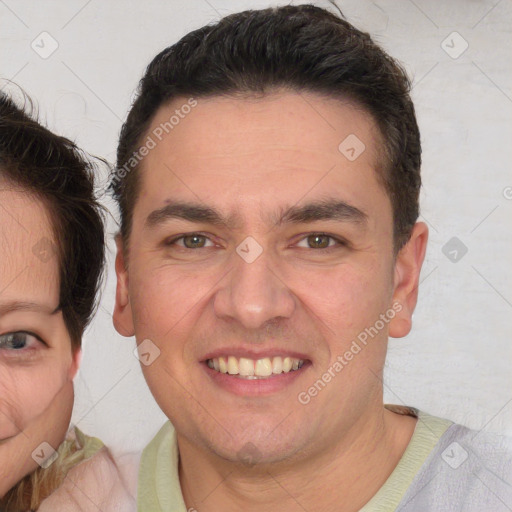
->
xmin=165 ymin=233 xmax=345 ymax=251
xmin=296 ymin=234 xmax=344 ymax=250
xmin=168 ymin=234 xmax=215 ymax=249
xmin=0 ymin=332 xmax=41 ymax=351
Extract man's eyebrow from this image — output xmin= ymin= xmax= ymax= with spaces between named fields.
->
xmin=144 ymin=198 xmax=368 ymax=230
xmin=145 ymin=202 xmax=238 ymax=229
xmin=0 ymin=301 xmax=61 ymax=316
xmin=276 ymin=198 xmax=368 ymax=226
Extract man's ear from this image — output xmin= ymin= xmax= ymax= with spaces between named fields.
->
xmin=112 ymin=234 xmax=135 ymax=337
xmin=388 ymin=222 xmax=429 ymax=338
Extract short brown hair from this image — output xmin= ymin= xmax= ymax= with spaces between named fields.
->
xmin=111 ymin=4 xmax=421 ymax=252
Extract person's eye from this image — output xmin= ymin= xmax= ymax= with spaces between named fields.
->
xmin=0 ymin=331 xmax=43 ymax=351
xmin=166 ymin=233 xmax=216 ymax=249
xmin=295 ymin=233 xmax=346 ymax=250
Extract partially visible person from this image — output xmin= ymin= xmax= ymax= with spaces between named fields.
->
xmin=0 ymin=92 xmax=136 ymax=511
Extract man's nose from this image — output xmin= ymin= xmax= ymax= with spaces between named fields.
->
xmin=212 ymin=244 xmax=296 ymax=331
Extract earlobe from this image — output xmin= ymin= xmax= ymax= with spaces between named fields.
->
xmin=112 ymin=234 xmax=135 ymax=337
xmin=388 ymin=222 xmax=429 ymax=338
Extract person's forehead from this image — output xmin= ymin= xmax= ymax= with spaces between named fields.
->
xmin=0 ymin=188 xmax=54 ymax=242
xmin=134 ymin=91 xmax=389 ymax=225
xmin=0 ymin=189 xmax=59 ymax=297
xmin=149 ymin=91 xmax=381 ymax=154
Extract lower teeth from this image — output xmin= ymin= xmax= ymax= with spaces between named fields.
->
xmin=237 ymin=375 xmax=271 ymax=380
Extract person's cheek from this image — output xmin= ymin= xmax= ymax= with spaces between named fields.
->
xmin=0 ymin=382 xmax=23 ymax=440
xmin=0 ymin=363 xmax=33 ymax=439
xmin=23 ymin=375 xmax=74 ymax=446
xmin=3 ymin=361 xmax=70 ymax=434
xmin=0 ymin=376 xmax=74 ymax=496
xmin=131 ymin=263 xmax=209 ymax=340
xmin=288 ymin=265 xmax=365 ymax=339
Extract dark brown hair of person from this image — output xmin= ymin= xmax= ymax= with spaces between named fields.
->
xmin=0 ymin=91 xmax=106 ymax=349
xmin=111 ymin=4 xmax=421 ymax=256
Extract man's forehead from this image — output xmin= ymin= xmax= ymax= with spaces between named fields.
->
xmin=149 ymin=91 xmax=381 ymax=154
xmin=135 ymin=91 xmax=388 ymax=230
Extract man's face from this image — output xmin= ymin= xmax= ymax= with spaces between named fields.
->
xmin=114 ymin=91 xmax=424 ymax=464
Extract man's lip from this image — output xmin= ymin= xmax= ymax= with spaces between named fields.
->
xmin=201 ymin=348 xmax=311 ymax=362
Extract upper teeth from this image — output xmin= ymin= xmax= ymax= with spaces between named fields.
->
xmin=207 ymin=356 xmax=304 ymax=376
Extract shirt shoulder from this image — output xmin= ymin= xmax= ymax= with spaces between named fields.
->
xmin=397 ymin=418 xmax=512 ymax=511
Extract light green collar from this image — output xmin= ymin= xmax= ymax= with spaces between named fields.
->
xmin=359 ymin=406 xmax=453 ymax=511
xmin=138 ymin=422 xmax=187 ymax=511
xmin=137 ymin=406 xmax=453 ymax=512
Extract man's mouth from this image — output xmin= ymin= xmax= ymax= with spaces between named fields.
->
xmin=206 ymin=356 xmax=306 ymax=379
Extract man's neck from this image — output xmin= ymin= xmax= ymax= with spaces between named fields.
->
xmin=177 ymin=405 xmax=417 ymax=512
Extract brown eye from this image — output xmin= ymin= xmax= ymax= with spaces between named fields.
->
xmin=295 ymin=233 xmax=346 ymax=252
xmin=306 ymin=234 xmax=332 ymax=249
xmin=182 ymin=235 xmax=207 ymax=248
xmin=166 ymin=234 xmax=215 ymax=249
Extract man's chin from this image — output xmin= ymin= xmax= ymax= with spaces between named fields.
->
xmin=176 ymin=417 xmax=311 ymax=469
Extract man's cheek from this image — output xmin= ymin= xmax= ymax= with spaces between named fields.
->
xmin=133 ymin=298 xmax=156 ymax=329
xmin=133 ymin=270 xmax=209 ymax=329
xmin=141 ymin=352 xmax=191 ymax=415
xmin=130 ymin=271 xmax=174 ymax=329
xmin=295 ymin=276 xmax=361 ymax=333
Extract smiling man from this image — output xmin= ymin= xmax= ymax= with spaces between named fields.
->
xmin=110 ymin=5 xmax=512 ymax=511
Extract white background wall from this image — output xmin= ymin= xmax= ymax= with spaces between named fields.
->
xmin=1 ymin=0 xmax=511 ymax=454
